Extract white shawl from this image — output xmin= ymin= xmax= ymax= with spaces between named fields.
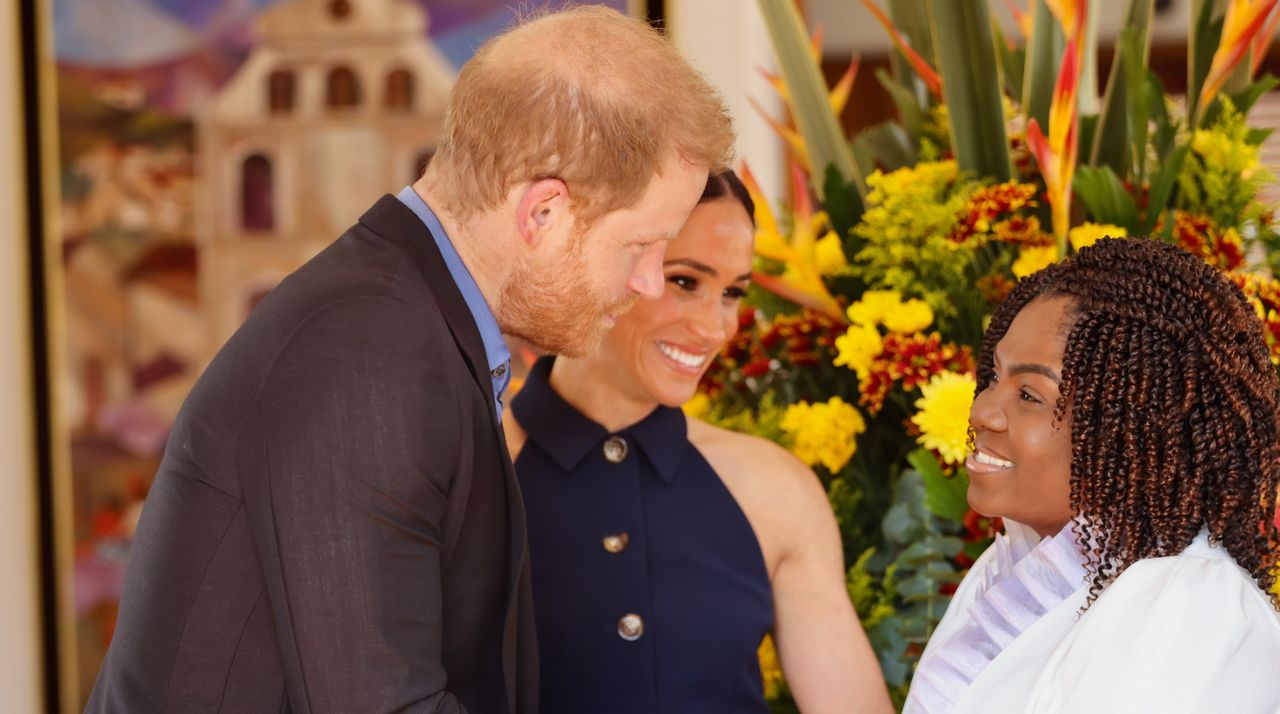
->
xmin=905 ymin=521 xmax=1280 ymax=713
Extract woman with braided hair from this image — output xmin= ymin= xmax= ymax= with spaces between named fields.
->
xmin=904 ymin=237 xmax=1280 ymax=714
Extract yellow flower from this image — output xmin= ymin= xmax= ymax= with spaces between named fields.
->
xmin=1192 ymin=126 xmax=1260 ymax=177
xmin=682 ymin=393 xmax=711 ymax=419
xmin=1012 ymin=244 xmax=1060 ymax=279
xmin=814 ymin=230 xmax=848 ymax=276
xmin=781 ymin=397 xmax=867 ymax=473
xmin=882 ymin=298 xmax=934 ymax=334
xmin=834 ymin=323 xmax=884 ymax=380
xmin=1069 ymin=223 xmax=1126 ymax=252
xmin=911 ymin=371 xmax=977 ymax=465
xmin=758 ymin=634 xmax=784 ymax=700
xmin=847 ymin=289 xmax=903 ymax=326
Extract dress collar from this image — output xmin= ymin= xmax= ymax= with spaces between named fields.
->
xmin=510 ymin=356 xmax=689 ymax=483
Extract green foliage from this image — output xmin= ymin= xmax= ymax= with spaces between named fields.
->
xmin=1074 ymin=166 xmax=1141 ymax=234
xmin=911 ymin=449 xmax=970 ymax=522
xmin=755 ymin=0 xmax=865 ymax=199
xmin=850 ymin=162 xmax=977 ymax=321
xmin=1178 ymin=100 xmax=1275 ymax=231
xmin=1022 ymin=0 xmax=1065 ymax=130
xmin=928 ymin=0 xmax=1012 ymax=181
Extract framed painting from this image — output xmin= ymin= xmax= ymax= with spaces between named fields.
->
xmin=33 ymin=0 xmax=652 ymax=708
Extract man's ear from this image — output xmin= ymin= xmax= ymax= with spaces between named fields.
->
xmin=515 ymin=178 xmax=571 ymax=248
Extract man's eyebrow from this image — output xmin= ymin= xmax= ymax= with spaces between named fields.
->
xmin=633 ymin=231 xmax=675 ymax=244
xmin=1009 ymin=363 xmax=1062 ymax=384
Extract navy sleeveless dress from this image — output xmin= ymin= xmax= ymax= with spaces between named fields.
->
xmin=511 ymin=357 xmax=774 ymax=713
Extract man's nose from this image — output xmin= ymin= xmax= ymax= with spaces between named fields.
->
xmin=626 ymin=242 xmax=668 ymax=300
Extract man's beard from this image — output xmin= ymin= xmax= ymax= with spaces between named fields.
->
xmin=499 ymin=244 xmax=638 ymax=358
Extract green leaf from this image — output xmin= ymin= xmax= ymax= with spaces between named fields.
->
xmin=1074 ymin=166 xmax=1141 ymax=233
xmin=1078 ymin=114 xmax=1101 ymax=170
xmin=867 ymin=620 xmax=910 ymax=686
xmin=1230 ymin=73 xmax=1280 ymax=115
xmin=756 ymin=0 xmax=866 ymax=199
xmin=1247 ymin=127 xmax=1275 ymax=146
xmin=1090 ymin=3 xmax=1154 ymax=176
xmin=822 ymin=165 xmax=865 ymax=248
xmin=853 ymin=122 xmax=917 ymax=172
xmin=1141 ymin=144 xmax=1191 ymax=234
xmin=876 ymin=67 xmax=927 ymax=142
xmin=991 ymin=19 xmax=1025 ymax=99
xmin=1122 ymin=28 xmax=1154 ymax=183
xmin=1187 ymin=0 xmax=1225 ymax=126
xmin=928 ymin=0 xmax=1012 ymax=181
xmin=882 ymin=470 xmax=930 ymax=545
xmin=1023 ymin=0 xmax=1066 ymax=130
xmin=908 ymin=449 xmax=969 ymax=522
xmin=887 ymin=0 xmax=936 ymax=106
xmin=1147 ymin=73 xmax=1176 ymax=160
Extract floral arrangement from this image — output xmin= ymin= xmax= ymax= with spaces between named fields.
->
xmin=707 ymin=0 xmax=1280 ymax=709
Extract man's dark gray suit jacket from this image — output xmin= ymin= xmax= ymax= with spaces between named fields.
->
xmin=85 ymin=195 xmax=538 ymax=713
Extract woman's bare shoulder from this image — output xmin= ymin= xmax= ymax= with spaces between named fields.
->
xmin=686 ymin=416 xmax=822 ymax=498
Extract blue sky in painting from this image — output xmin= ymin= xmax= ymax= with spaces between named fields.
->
xmin=53 ymin=0 xmax=629 ymax=69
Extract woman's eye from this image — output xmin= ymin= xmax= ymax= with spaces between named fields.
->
xmin=668 ymin=275 xmax=697 ymax=292
xmin=1019 ymin=388 xmax=1042 ymax=404
xmin=724 ymin=286 xmax=748 ymax=300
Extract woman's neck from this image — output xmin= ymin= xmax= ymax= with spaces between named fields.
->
xmin=548 ymin=355 xmax=658 ymax=433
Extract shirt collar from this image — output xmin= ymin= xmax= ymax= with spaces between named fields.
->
xmin=396 ymin=186 xmax=510 ymax=379
xmin=510 ymin=357 xmax=689 ymax=483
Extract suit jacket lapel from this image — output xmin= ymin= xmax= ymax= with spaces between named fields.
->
xmin=359 ymin=195 xmax=492 ymax=405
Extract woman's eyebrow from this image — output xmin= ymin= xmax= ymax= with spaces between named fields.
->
xmin=1009 ymin=363 xmax=1062 ymax=383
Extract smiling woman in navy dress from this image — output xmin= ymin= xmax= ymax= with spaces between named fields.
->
xmin=505 ymin=170 xmax=893 ymax=713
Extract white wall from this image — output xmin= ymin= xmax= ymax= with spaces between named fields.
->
xmin=667 ymin=0 xmax=786 ymax=207
xmin=0 ymin=2 xmax=47 ymax=711
xmin=809 ymin=0 xmax=1195 ymax=54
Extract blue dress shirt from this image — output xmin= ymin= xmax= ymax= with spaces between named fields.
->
xmin=396 ymin=186 xmax=511 ymax=421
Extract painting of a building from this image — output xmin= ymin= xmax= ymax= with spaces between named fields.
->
xmin=197 ymin=0 xmax=454 ymax=345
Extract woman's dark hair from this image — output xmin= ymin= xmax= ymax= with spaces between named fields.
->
xmin=700 ymin=169 xmax=755 ymax=226
xmin=979 ymin=237 xmax=1279 ymax=608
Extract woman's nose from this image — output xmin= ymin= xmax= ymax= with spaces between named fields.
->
xmin=687 ymin=300 xmax=729 ymax=345
xmin=969 ymin=383 xmax=1007 ymax=434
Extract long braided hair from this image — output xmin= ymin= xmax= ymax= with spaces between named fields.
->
xmin=977 ymin=237 xmax=1280 ymax=607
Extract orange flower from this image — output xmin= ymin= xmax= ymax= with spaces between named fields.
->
xmin=858 ymin=332 xmax=976 ymax=415
xmin=1166 ymin=211 xmax=1246 ymax=271
xmin=754 ymin=30 xmax=861 ymax=174
xmin=743 ymin=162 xmax=846 ymax=321
xmin=1026 ymin=37 xmax=1081 ymax=249
xmin=950 ymin=181 xmax=1040 ymax=244
xmin=1006 ymin=0 xmax=1032 ymax=41
xmin=859 ymin=0 xmax=942 ymax=97
xmin=1200 ymin=0 xmax=1280 ymax=124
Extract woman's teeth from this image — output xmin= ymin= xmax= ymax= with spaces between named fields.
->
xmin=657 ymin=342 xmax=707 ymax=368
xmin=973 ymin=450 xmax=1014 ymax=468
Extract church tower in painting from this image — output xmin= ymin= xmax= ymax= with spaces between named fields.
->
xmin=195 ymin=0 xmax=454 ymax=348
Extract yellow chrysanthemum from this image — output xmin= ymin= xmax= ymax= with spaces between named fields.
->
xmin=682 ymin=393 xmax=711 ymax=419
xmin=847 ymin=289 xmax=903 ymax=326
xmin=781 ymin=397 xmax=867 ymax=473
xmin=758 ymin=634 xmax=784 ymax=700
xmin=1069 ymin=223 xmax=1126 ymax=252
xmin=882 ymin=298 xmax=934 ymax=334
xmin=1012 ymin=244 xmax=1060 ymax=279
xmin=814 ymin=230 xmax=848 ymax=276
xmin=833 ymin=323 xmax=884 ymax=380
xmin=911 ymin=371 xmax=977 ymax=465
